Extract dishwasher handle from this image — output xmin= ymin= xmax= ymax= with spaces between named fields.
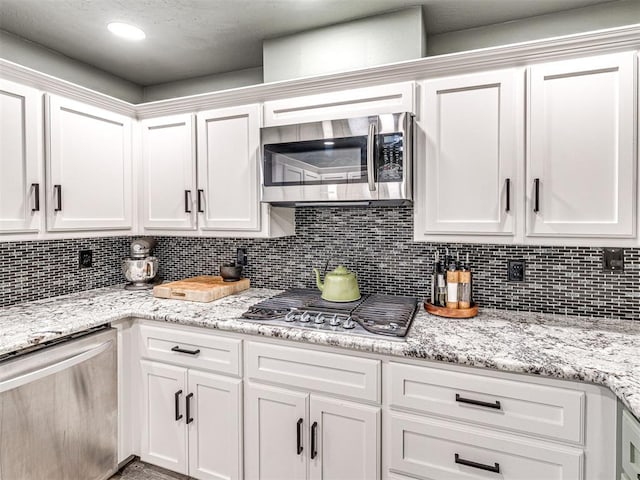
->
xmin=0 ymin=339 xmax=113 ymax=394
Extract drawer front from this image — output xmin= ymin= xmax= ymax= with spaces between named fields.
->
xmin=137 ymin=324 xmax=241 ymax=376
xmin=388 ymin=413 xmax=583 ymax=480
xmin=246 ymin=342 xmax=380 ymax=402
xmin=622 ymin=409 xmax=640 ymax=480
xmin=388 ymin=362 xmax=584 ymax=443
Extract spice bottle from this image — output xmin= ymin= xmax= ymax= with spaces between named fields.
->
xmin=446 ymin=253 xmax=459 ymax=309
xmin=459 ymin=253 xmax=472 ymax=309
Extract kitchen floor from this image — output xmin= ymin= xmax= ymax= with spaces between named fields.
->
xmin=111 ymin=460 xmax=189 ymax=480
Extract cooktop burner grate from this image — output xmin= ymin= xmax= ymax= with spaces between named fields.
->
xmin=242 ymin=289 xmax=419 ymax=339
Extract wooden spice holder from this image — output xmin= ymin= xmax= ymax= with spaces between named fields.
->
xmin=424 ymin=302 xmax=479 ymax=319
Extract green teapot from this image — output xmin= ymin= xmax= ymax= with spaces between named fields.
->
xmin=313 ymin=265 xmax=361 ymax=302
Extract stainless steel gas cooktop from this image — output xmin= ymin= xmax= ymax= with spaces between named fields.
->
xmin=242 ymin=288 xmax=419 ymax=340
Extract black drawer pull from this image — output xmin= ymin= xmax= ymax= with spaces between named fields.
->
xmin=185 ymin=392 xmax=194 ymax=424
xmin=455 ymin=454 xmax=500 ymax=474
xmin=456 ymin=394 xmax=501 ymax=410
xmin=171 ymin=346 xmax=200 ymax=355
xmin=54 ymin=184 xmax=62 ymax=211
xmin=32 ymin=183 xmax=40 ymax=212
xmin=311 ymin=421 xmax=318 ymax=459
xmin=174 ymin=390 xmax=183 ymax=421
xmin=296 ymin=418 xmax=303 ymax=455
xmin=533 ymin=178 xmax=540 ymax=213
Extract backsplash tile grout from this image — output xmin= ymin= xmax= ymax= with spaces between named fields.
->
xmin=1 ymin=206 xmax=638 ymax=320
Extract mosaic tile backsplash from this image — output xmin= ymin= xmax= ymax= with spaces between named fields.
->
xmin=1 ymin=206 xmax=639 ymax=320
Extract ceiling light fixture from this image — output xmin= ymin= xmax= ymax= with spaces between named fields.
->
xmin=107 ymin=22 xmax=146 ymax=41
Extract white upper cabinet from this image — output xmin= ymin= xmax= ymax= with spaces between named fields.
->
xmin=141 ymin=114 xmax=197 ymax=230
xmin=416 ymin=69 xmax=521 ymax=240
xmin=0 ymin=79 xmax=43 ymax=234
xmin=196 ymin=104 xmax=262 ymax=232
xmin=46 ymin=94 xmax=133 ymax=231
xmin=526 ymin=52 xmax=636 ymax=239
xmin=263 ymin=82 xmax=415 ymax=126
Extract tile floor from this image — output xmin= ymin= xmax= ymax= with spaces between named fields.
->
xmin=110 ymin=460 xmax=189 ymax=479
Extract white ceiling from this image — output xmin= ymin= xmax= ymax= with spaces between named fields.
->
xmin=0 ymin=0 xmax=615 ymax=86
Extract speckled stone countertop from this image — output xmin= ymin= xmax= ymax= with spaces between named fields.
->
xmin=1 ymin=286 xmax=638 ymax=419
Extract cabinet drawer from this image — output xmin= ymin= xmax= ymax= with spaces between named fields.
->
xmin=388 ymin=362 xmax=584 ymax=443
xmin=246 ymin=342 xmax=380 ymax=402
xmin=622 ymin=409 xmax=640 ymax=480
xmin=388 ymin=413 xmax=583 ymax=480
xmin=137 ymin=324 xmax=241 ymax=376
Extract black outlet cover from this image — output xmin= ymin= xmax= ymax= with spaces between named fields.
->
xmin=603 ymin=248 xmax=624 ymax=272
xmin=79 ymin=249 xmax=93 ymax=268
xmin=237 ymin=247 xmax=248 ymax=266
xmin=508 ymin=260 xmax=525 ymax=282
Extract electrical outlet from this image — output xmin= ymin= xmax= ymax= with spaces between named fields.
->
xmin=603 ymin=248 xmax=624 ymax=272
xmin=508 ymin=260 xmax=525 ymax=282
xmin=79 ymin=249 xmax=93 ymax=268
xmin=237 ymin=247 xmax=248 ymax=266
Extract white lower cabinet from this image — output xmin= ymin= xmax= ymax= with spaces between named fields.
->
xmin=621 ymin=408 xmax=640 ymax=480
xmin=388 ymin=412 xmax=583 ymax=480
xmin=245 ymin=383 xmax=381 ymax=480
xmin=140 ymin=359 xmax=242 ymax=480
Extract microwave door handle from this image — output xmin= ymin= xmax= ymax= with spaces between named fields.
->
xmin=367 ymin=122 xmax=377 ymax=192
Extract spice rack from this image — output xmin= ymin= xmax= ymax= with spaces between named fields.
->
xmin=427 ymin=249 xmax=478 ymax=319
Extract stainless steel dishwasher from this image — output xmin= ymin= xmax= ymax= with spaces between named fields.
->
xmin=0 ymin=327 xmax=117 ymax=480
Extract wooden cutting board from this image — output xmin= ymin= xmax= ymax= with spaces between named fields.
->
xmin=153 ymin=275 xmax=250 ymax=303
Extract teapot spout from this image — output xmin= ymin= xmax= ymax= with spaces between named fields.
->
xmin=313 ymin=267 xmax=324 ymax=292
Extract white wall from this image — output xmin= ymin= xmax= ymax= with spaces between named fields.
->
xmin=0 ymin=30 xmax=143 ymax=103
xmin=427 ymin=0 xmax=640 ymax=56
xmin=263 ymin=6 xmax=426 ymax=83
xmin=142 ymin=66 xmax=263 ymax=102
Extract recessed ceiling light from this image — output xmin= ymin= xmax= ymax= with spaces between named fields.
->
xmin=107 ymin=22 xmax=146 ymax=41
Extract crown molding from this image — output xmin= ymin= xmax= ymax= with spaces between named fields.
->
xmin=135 ymin=24 xmax=640 ymax=118
xmin=2 ymin=24 xmax=639 ymax=120
xmin=0 ymin=59 xmax=137 ymax=117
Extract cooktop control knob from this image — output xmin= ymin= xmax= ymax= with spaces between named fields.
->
xmin=314 ymin=314 xmax=325 ymax=324
xmin=299 ymin=312 xmax=311 ymax=323
xmin=329 ymin=315 xmax=341 ymax=327
xmin=342 ymin=317 xmax=356 ymax=329
xmin=285 ymin=311 xmax=297 ymax=322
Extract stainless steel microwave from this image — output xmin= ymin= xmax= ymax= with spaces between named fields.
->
xmin=260 ymin=112 xmax=413 ymax=206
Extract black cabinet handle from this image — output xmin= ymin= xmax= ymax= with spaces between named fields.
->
xmin=505 ymin=178 xmax=511 ymax=213
xmin=310 ymin=421 xmax=318 ymax=459
xmin=171 ymin=346 xmax=200 ymax=355
xmin=175 ymin=390 xmax=183 ymax=421
xmin=31 ymin=183 xmax=40 ymax=212
xmin=184 ymin=190 xmax=192 ymax=213
xmin=456 ymin=394 xmax=501 ymax=410
xmin=197 ymin=189 xmax=204 ymax=213
xmin=186 ymin=393 xmax=194 ymax=424
xmin=296 ymin=418 xmax=303 ymax=455
xmin=455 ymin=454 xmax=500 ymax=473
xmin=533 ymin=178 xmax=540 ymax=213
xmin=54 ymin=184 xmax=62 ymax=211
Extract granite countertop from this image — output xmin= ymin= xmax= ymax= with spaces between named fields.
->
xmin=1 ymin=286 xmax=638 ymax=419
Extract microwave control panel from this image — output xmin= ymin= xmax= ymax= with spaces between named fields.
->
xmin=378 ymin=132 xmax=404 ymax=182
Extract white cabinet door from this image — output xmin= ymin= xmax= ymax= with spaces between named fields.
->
xmin=141 ymin=114 xmax=196 ymax=230
xmin=187 ymin=370 xmax=242 ymax=480
xmin=527 ymin=52 xmax=636 ymax=238
xmin=245 ymin=383 xmax=309 ymax=480
xmin=196 ymin=104 xmax=261 ymax=231
xmin=263 ymin=82 xmax=414 ymax=126
xmin=140 ymin=360 xmax=188 ymax=474
xmin=46 ymin=94 xmax=132 ymax=231
xmin=418 ymin=69 xmax=520 ymax=237
xmin=0 ymin=79 xmax=42 ymax=233
xmin=309 ymin=396 xmax=380 ymax=480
